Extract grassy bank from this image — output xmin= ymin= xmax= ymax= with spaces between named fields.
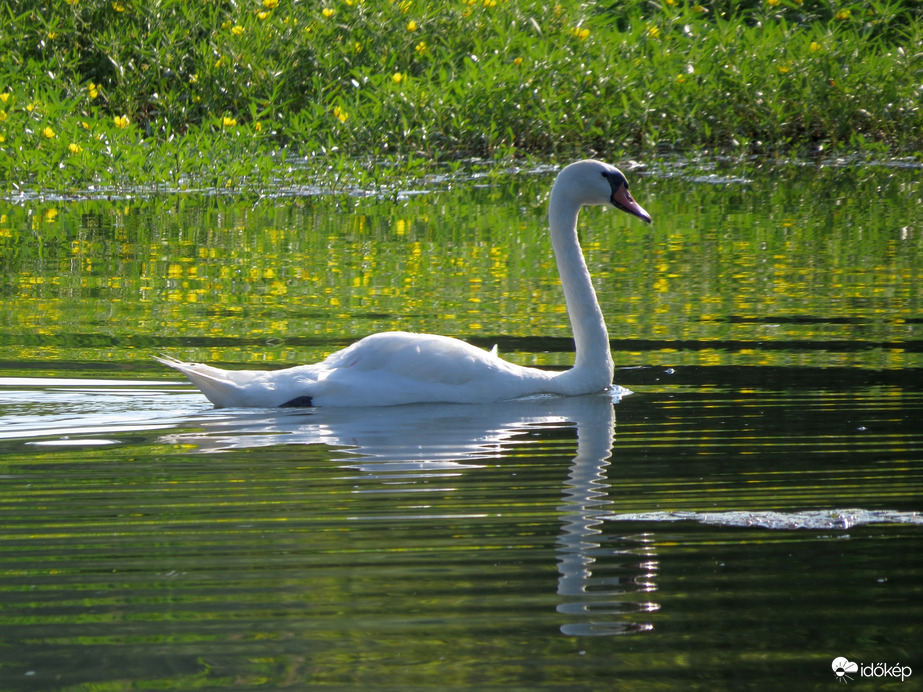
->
xmin=1 ymin=0 xmax=921 ymax=191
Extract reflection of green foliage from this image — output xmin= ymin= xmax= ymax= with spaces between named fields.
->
xmin=0 ymin=0 xmax=921 ymax=189
xmin=1 ymin=161 xmax=920 ymax=375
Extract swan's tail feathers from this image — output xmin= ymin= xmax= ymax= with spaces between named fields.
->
xmin=155 ymin=355 xmax=247 ymax=408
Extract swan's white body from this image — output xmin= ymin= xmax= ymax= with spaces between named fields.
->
xmin=157 ymin=160 xmax=651 ymax=408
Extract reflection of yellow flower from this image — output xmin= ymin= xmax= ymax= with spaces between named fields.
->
xmin=42 ymin=126 xmax=56 ymax=138
xmin=333 ymin=106 xmax=348 ymax=123
xmin=231 ymin=25 xmax=244 ymax=35
xmin=114 ymin=115 xmax=129 ymax=128
xmin=322 ymin=7 xmax=334 ymax=17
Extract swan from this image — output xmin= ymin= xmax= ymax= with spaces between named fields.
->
xmin=156 ymin=159 xmax=651 ymax=408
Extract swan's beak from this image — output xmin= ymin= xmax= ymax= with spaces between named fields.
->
xmin=612 ymin=184 xmax=651 ymax=224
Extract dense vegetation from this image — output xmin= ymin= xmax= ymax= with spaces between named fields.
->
xmin=1 ymin=0 xmax=921 ymax=190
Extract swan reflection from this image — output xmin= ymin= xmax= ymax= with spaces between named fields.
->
xmin=159 ymin=389 xmax=659 ymax=635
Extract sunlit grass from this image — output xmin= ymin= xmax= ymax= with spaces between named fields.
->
xmin=1 ymin=0 xmax=920 ymax=191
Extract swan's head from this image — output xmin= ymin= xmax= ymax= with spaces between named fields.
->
xmin=557 ymin=160 xmax=652 ymax=224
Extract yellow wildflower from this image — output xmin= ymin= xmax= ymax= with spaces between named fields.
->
xmin=415 ymin=41 xmax=427 ymax=56
xmin=189 ymin=73 xmax=198 ymax=84
xmin=483 ymin=0 xmax=496 ymax=7
xmin=68 ymin=142 xmax=83 ymax=154
xmin=263 ymin=0 xmax=279 ymax=7
xmin=574 ymin=26 xmax=590 ymax=40
xmin=392 ymin=72 xmax=404 ymax=84
xmin=231 ymin=25 xmax=244 ymax=35
xmin=809 ymin=41 xmax=821 ymax=52
xmin=835 ymin=9 xmax=850 ymax=19
xmin=399 ymin=0 xmax=412 ymax=12
xmin=112 ymin=1 xmax=125 ymax=11
xmin=692 ymin=4 xmax=707 ymax=12
xmin=0 ymin=109 xmax=6 ymax=122
xmin=257 ymin=10 xmax=270 ymax=19
xmin=0 ymin=93 xmax=8 ymax=103
xmin=647 ymin=25 xmax=660 ymax=39
xmin=255 ymin=122 xmax=263 ymax=132
xmin=222 ymin=116 xmax=237 ymax=127
xmin=88 ymin=82 xmax=99 ymax=98
xmin=513 ymin=57 xmax=523 ymax=66
xmin=42 ymin=126 xmax=56 ymax=138
xmin=333 ymin=106 xmax=348 ymax=123
xmin=777 ymin=62 xmax=792 ymax=74
xmin=407 ymin=20 xmax=418 ymax=31
xmin=114 ymin=115 xmax=129 ymax=128
xmin=322 ymin=7 xmax=334 ymax=17
xmin=768 ymin=0 xmax=780 ymax=5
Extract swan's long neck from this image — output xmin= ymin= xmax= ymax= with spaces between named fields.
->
xmin=548 ymin=187 xmax=614 ymax=393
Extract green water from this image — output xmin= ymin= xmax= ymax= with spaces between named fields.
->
xmin=0 ymin=158 xmax=921 ymax=690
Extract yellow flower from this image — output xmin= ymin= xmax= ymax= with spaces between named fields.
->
xmin=415 ymin=41 xmax=427 ymax=56
xmin=112 ymin=1 xmax=125 ymax=11
xmin=777 ymin=62 xmax=792 ymax=74
xmin=333 ymin=106 xmax=348 ymax=123
xmin=574 ymin=26 xmax=590 ymax=40
xmin=221 ymin=20 xmax=232 ymax=29
xmin=42 ymin=126 xmax=56 ymax=138
xmin=0 ymin=110 xmax=6 ymax=122
xmin=68 ymin=142 xmax=83 ymax=154
xmin=399 ymin=0 xmax=412 ymax=12
xmin=254 ymin=122 xmax=263 ymax=132
xmin=88 ymin=82 xmax=99 ymax=98
xmin=215 ymin=56 xmax=226 ymax=68
xmin=692 ymin=4 xmax=707 ymax=12
xmin=263 ymin=0 xmax=279 ymax=7
xmin=835 ymin=9 xmax=850 ymax=19
xmin=408 ymin=20 xmax=418 ymax=31
xmin=647 ymin=25 xmax=660 ymax=39
xmin=231 ymin=25 xmax=244 ymax=35
xmin=513 ymin=57 xmax=523 ymax=66
xmin=322 ymin=7 xmax=334 ymax=17
xmin=482 ymin=0 xmax=496 ymax=7
xmin=114 ymin=115 xmax=129 ymax=128
xmin=257 ymin=10 xmax=270 ymax=19
xmin=0 ymin=93 xmax=9 ymax=103
xmin=676 ymin=74 xmax=686 ymax=83
xmin=767 ymin=0 xmax=780 ymax=5
xmin=809 ymin=41 xmax=821 ymax=52
xmin=189 ymin=73 xmax=199 ymax=84
xmin=222 ymin=116 xmax=237 ymax=127
xmin=392 ymin=72 xmax=404 ymax=84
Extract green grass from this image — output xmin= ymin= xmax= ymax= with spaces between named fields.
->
xmin=1 ymin=0 xmax=921 ymax=191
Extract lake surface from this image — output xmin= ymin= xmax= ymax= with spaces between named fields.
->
xmin=1 ymin=158 xmax=921 ymax=690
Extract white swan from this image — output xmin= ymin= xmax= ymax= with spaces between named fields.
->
xmin=157 ymin=160 xmax=651 ymax=408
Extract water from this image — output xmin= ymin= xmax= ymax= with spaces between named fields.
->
xmin=1 ymin=158 xmax=922 ymax=690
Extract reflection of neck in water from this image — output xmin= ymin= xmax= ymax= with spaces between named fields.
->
xmin=159 ymin=390 xmax=656 ymax=635
xmin=556 ymin=395 xmax=658 ymax=636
